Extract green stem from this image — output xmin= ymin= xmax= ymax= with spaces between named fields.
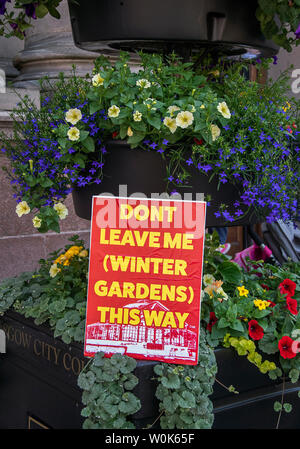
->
xmin=276 ymin=375 xmax=285 ymax=430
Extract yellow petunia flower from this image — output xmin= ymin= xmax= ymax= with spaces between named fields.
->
xmin=32 ymin=216 xmax=42 ymax=229
xmin=49 ymin=263 xmax=61 ymax=278
xmin=65 ymin=108 xmax=82 ymax=125
xmin=108 ymin=105 xmax=120 ymax=118
xmin=163 ymin=116 xmax=177 ymax=134
xmin=53 ymin=202 xmax=68 ymax=220
xmin=136 ymin=79 xmax=151 ymax=89
xmin=211 ymin=124 xmax=221 ymax=141
xmin=217 ymin=101 xmax=231 ymax=119
xmin=16 ymin=201 xmax=30 ymax=217
xmin=203 ymin=274 xmax=215 ymax=286
xmin=167 ymin=105 xmax=180 ymax=117
xmin=92 ymin=73 xmax=104 ymax=87
xmin=133 ymin=110 xmax=142 ymax=122
xmin=176 ymin=111 xmax=194 ymax=129
xmin=67 ymin=127 xmax=80 ymax=141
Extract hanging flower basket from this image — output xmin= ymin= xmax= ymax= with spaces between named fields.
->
xmin=67 ymin=0 xmax=278 ymax=58
xmin=71 ymin=140 xmax=259 ymax=227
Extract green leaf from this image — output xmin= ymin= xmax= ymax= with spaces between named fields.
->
xmin=178 ymin=391 xmax=196 ymax=409
xmin=258 ymin=334 xmax=278 ymax=354
xmin=82 ymin=136 xmax=95 ymax=153
xmin=127 ymin=131 xmax=145 ymax=146
xmin=218 ymin=261 xmax=242 ymax=284
xmin=79 ymin=130 xmax=90 ymax=142
xmin=47 ymin=6 xmax=61 ymax=19
xmin=35 ymin=4 xmax=49 ymax=18
xmin=274 ymin=401 xmax=282 ymax=412
xmin=231 ymin=320 xmax=245 ymax=333
xmin=161 ymin=374 xmax=181 ymax=389
xmin=283 ymin=403 xmax=292 ymax=413
xmin=147 ymin=114 xmax=161 ymax=130
xmin=40 ymin=178 xmax=53 ymax=188
xmin=90 ymin=102 xmax=101 ymax=115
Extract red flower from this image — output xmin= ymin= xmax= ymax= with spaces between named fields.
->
xmin=261 ymin=283 xmax=270 ymax=291
xmin=278 ymin=336 xmax=297 ymax=359
xmin=267 ymin=300 xmax=276 ymax=308
xmin=194 ymin=137 xmax=203 ymax=145
xmin=207 ymin=312 xmax=218 ymax=333
xmin=286 ymin=296 xmax=298 ymax=315
xmin=112 ymin=131 xmax=118 ymax=138
xmin=248 ymin=320 xmax=264 ymax=340
xmin=279 ymin=278 xmax=296 ymax=297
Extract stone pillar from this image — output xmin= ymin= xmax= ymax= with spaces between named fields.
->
xmin=268 ymin=46 xmax=300 ymax=102
xmin=12 ymin=0 xmax=97 ymax=89
xmin=0 ymin=1 xmax=96 ymax=280
xmin=0 ymin=0 xmax=24 ymax=82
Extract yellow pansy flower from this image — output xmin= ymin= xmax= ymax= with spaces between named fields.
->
xmin=237 ymin=286 xmax=249 ymax=297
xmin=253 ymin=299 xmax=270 ymax=310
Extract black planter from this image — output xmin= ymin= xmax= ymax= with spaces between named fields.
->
xmin=67 ymin=0 xmax=278 ymax=57
xmin=1 ymin=311 xmax=300 ymax=429
xmin=72 ymin=141 xmax=259 ymax=227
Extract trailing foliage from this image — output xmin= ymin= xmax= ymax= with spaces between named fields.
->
xmin=3 ymin=235 xmax=88 ymax=344
xmin=154 ymin=329 xmax=217 ymax=429
xmin=78 ymin=352 xmax=140 ymax=429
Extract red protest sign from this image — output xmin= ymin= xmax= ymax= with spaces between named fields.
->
xmin=84 ymin=196 xmax=206 ymax=365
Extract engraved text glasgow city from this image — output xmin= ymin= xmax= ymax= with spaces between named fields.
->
xmin=2 ymin=323 xmax=85 ymax=376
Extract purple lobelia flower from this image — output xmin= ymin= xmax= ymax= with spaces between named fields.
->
xmin=0 ymin=0 xmax=10 ymax=15
xmin=24 ymin=3 xmax=37 ymax=19
xmin=295 ymin=23 xmax=300 ymax=39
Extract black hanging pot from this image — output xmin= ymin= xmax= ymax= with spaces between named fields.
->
xmin=67 ymin=0 xmax=278 ymax=57
xmin=71 ymin=140 xmax=260 ymax=227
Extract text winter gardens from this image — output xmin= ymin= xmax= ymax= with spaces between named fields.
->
xmin=91 ymin=198 xmax=205 ymax=330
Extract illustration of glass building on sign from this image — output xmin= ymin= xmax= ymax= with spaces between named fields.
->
xmin=85 ymin=300 xmax=197 ymax=361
